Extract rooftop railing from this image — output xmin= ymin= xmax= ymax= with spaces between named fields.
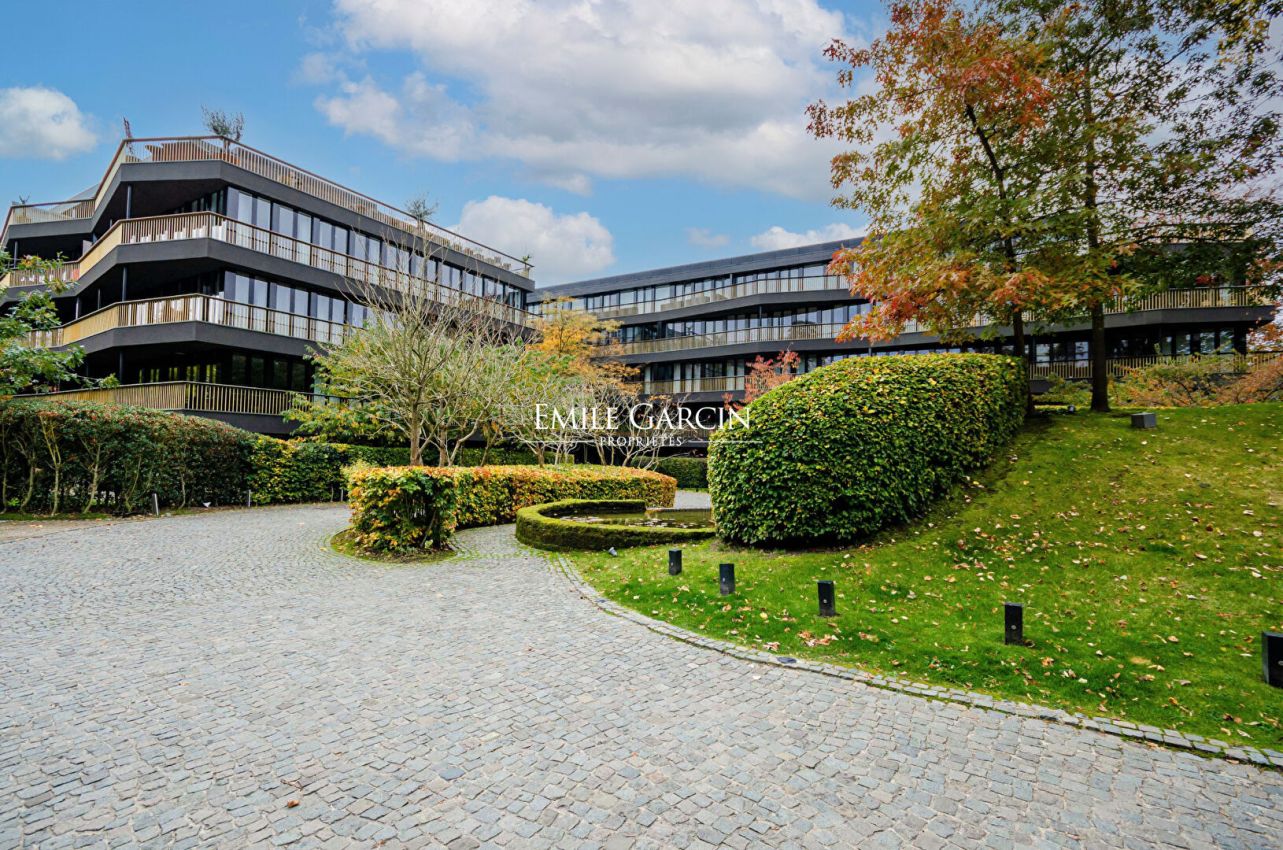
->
xmin=599 ymin=286 xmax=1272 ymax=356
xmin=3 ymin=136 xmax=532 ymax=277
xmin=24 ymin=293 xmax=351 ymax=350
xmin=23 ymin=381 xmax=323 ymax=417
xmin=0 ymin=212 xmax=535 ymax=328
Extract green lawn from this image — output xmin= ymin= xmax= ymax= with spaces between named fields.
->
xmin=571 ymin=404 xmax=1283 ymax=750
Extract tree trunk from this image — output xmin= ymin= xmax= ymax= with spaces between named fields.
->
xmin=1090 ymin=302 xmax=1109 ymax=411
xmin=1011 ymin=310 xmax=1033 ymax=415
xmin=409 ymin=433 xmax=422 ymax=466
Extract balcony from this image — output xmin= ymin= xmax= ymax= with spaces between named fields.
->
xmin=3 ymin=136 xmax=532 ymax=278
xmin=1027 ymin=351 xmax=1282 ymax=380
xmin=639 ymin=351 xmax=1282 ymax=397
xmin=24 ymin=293 xmax=351 ymax=350
xmin=25 ymin=381 xmax=322 ymax=418
xmin=0 ymin=211 xmax=534 ymax=328
xmin=581 ymin=274 xmax=850 ymax=319
xmin=601 ymin=286 xmax=1273 ymax=356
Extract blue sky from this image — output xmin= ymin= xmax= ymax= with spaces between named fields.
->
xmin=0 ymin=0 xmax=883 ymax=284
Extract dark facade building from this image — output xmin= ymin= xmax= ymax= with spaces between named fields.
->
xmin=1 ymin=136 xmax=535 ymax=433
xmin=533 ymin=240 xmax=1275 ymax=410
xmin=4 ymin=139 xmax=1274 ymax=437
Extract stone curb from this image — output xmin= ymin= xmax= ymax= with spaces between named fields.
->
xmin=546 ymin=552 xmax=1283 ymax=772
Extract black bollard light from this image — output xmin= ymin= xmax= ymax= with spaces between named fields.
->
xmin=1264 ymin=632 xmax=1283 ymax=688
xmin=668 ymin=549 xmax=682 ymax=576
xmin=719 ymin=563 xmax=735 ymax=596
xmin=1004 ymin=602 xmax=1024 ymax=645
xmin=817 ymin=580 xmax=836 ymax=617
xmin=151 ymin=492 xmax=160 ymax=517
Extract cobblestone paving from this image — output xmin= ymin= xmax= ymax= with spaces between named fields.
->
xmin=2 ymin=504 xmax=1282 ymax=850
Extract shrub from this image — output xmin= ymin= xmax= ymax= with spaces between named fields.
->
xmin=0 ymin=400 xmax=254 ymax=515
xmin=516 ymin=499 xmax=716 ymax=551
xmin=708 ymin=354 xmax=1026 ymax=546
xmin=1113 ymin=354 xmax=1248 ymax=407
xmin=653 ymin=456 xmax=708 ymax=489
xmin=248 ymin=440 xmax=411 ymax=504
xmin=347 ymin=466 xmax=459 ymax=552
xmin=347 ymin=464 xmax=677 ymax=552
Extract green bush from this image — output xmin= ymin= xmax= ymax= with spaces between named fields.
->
xmin=347 ymin=466 xmax=459 ymax=552
xmin=0 ymin=400 xmax=254 ymax=515
xmin=653 ymin=456 xmax=708 ymax=489
xmin=457 ymin=446 xmax=540 ymax=466
xmin=347 ymin=464 xmax=677 ymax=552
xmin=516 ymin=499 xmax=716 ymax=551
xmin=248 ymin=440 xmax=411 ymax=504
xmin=708 ymin=354 xmax=1027 ymax=546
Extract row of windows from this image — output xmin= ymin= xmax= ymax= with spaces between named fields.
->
xmin=220 ymin=272 xmax=368 ymax=327
xmin=643 ymin=346 xmax=966 ymax=382
xmin=127 ymin=353 xmax=312 ymax=393
xmin=566 ymin=262 xmax=842 ymax=312
xmin=611 ymin=303 xmax=870 ymax=342
xmin=173 ymin=189 xmax=527 ymax=310
xmin=641 ymin=328 xmax=1250 ymax=380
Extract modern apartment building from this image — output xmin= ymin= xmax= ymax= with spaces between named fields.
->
xmin=533 ymin=240 xmax=1276 ymax=410
xmin=3 ymin=138 xmax=1274 ymax=437
xmin=0 ymin=136 xmax=535 ymax=433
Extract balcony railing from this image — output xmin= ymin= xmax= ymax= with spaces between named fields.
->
xmin=24 ymin=381 xmax=321 ymax=417
xmin=25 ymin=293 xmax=351 ymax=349
xmin=601 ymin=286 xmax=1273 ymax=356
xmin=1028 ymin=351 xmax=1282 ymax=380
xmin=0 ymin=212 xmax=534 ymax=328
xmin=3 ymin=136 xmax=531 ymax=277
xmin=577 ymin=274 xmax=850 ymax=319
xmin=639 ymin=351 xmax=1283 ymax=396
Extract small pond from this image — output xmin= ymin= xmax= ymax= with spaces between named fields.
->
xmin=558 ymin=508 xmax=715 ymax=530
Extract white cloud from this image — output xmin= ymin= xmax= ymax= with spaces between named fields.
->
xmin=686 ymin=227 xmax=730 ymax=248
xmin=749 ymin=223 xmax=866 ymax=251
xmin=453 ymin=196 xmax=614 ymax=284
xmin=0 ymin=87 xmax=96 ymax=160
xmin=309 ymin=0 xmax=855 ymax=199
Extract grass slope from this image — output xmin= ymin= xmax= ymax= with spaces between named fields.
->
xmin=571 ymin=404 xmax=1283 ymax=750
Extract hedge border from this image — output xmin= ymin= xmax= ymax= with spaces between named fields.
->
xmin=516 ymin=499 xmax=716 ymax=551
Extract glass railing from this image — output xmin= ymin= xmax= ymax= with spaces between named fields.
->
xmin=0 ymin=212 xmax=534 ymax=328
xmin=600 ymin=286 xmax=1273 ymax=356
xmin=24 ymin=293 xmax=351 ymax=349
xmin=21 ymin=381 xmax=327 ymax=417
xmin=3 ymin=136 xmax=531 ymax=277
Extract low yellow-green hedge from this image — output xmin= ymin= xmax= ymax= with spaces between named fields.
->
xmin=347 ymin=464 xmax=676 ymax=553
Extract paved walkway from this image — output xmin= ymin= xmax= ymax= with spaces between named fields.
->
xmin=2 ymin=504 xmax=1281 ymax=850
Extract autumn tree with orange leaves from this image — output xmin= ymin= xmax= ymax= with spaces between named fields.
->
xmin=809 ymin=0 xmax=1283 ymax=412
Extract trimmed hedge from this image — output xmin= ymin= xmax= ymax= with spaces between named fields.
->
xmin=653 ymin=456 xmax=708 ymax=489
xmin=348 ymin=464 xmax=677 ymax=553
xmin=709 ymin=354 xmax=1026 ymax=546
xmin=248 ymin=440 xmax=411 ymax=505
xmin=516 ymin=499 xmax=716 ymax=551
xmin=0 ymin=400 xmax=253 ymax=515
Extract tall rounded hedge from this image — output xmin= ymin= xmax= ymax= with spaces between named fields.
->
xmin=708 ymin=354 xmax=1026 ymax=546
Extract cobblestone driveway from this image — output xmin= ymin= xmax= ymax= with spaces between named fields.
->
xmin=2 ymin=505 xmax=1281 ymax=849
